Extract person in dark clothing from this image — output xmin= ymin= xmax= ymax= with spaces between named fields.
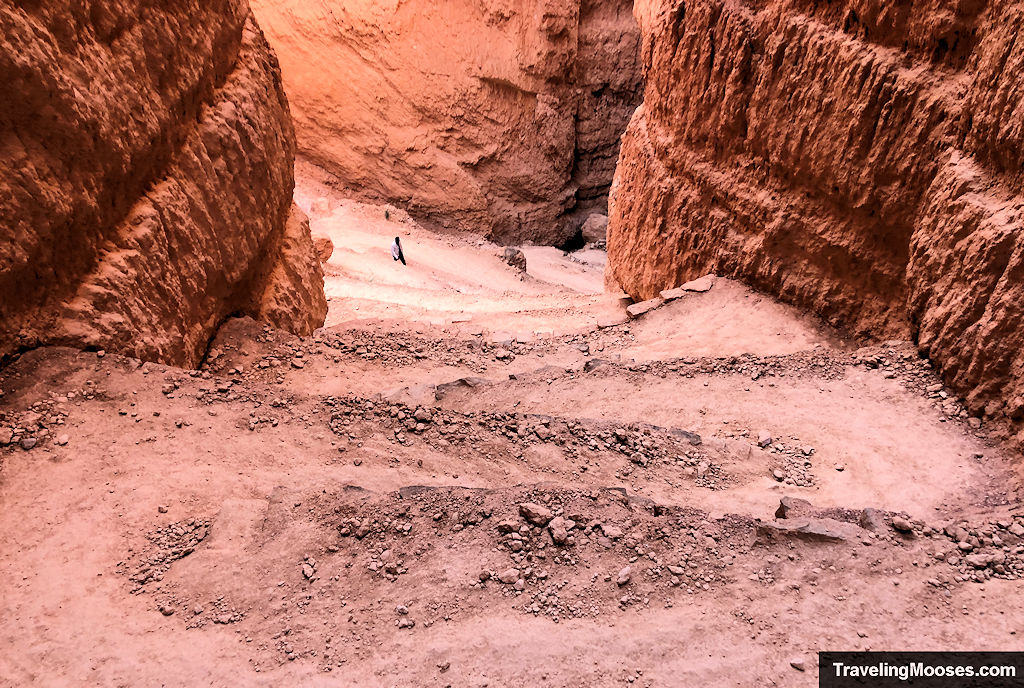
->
xmin=391 ymin=236 xmax=406 ymax=265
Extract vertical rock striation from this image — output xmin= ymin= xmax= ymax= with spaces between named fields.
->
xmin=250 ymin=0 xmax=643 ymax=246
xmin=0 ymin=1 xmax=327 ymax=367
xmin=608 ymin=0 xmax=1024 ymax=441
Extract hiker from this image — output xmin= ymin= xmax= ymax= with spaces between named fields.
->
xmin=391 ymin=236 xmax=406 ymax=266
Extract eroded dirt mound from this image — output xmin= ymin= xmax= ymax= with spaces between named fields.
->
xmin=0 ymin=1 xmax=326 ymax=367
xmin=249 ymin=0 xmax=643 ymax=245
xmin=607 ymin=0 xmax=1024 ymax=444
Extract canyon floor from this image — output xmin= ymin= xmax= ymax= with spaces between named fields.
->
xmin=2 ymin=177 xmax=1024 ymax=687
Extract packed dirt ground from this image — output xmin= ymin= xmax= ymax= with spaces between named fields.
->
xmin=2 ymin=172 xmax=1023 ymax=687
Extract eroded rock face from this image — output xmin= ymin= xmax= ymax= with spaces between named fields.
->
xmin=250 ymin=0 xmax=643 ymax=245
xmin=608 ymin=0 xmax=1024 ymax=439
xmin=0 ymin=1 xmax=326 ymax=367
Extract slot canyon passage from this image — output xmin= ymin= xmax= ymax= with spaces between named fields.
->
xmin=1 ymin=0 xmax=1024 ymax=685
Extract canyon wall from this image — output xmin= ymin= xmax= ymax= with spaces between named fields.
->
xmin=607 ymin=0 xmax=1024 ymax=441
xmin=250 ymin=0 xmax=643 ymax=245
xmin=0 ymin=1 xmax=327 ymax=367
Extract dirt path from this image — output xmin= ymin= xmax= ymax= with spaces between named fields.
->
xmin=2 ymin=178 xmax=1023 ymax=686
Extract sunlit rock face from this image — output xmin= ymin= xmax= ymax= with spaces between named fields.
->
xmin=608 ymin=0 xmax=1024 ymax=442
xmin=250 ymin=0 xmax=643 ymax=246
xmin=0 ymin=1 xmax=327 ymax=366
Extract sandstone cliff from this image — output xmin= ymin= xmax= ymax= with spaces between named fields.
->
xmin=250 ymin=0 xmax=642 ymax=245
xmin=0 ymin=1 xmax=327 ymax=367
xmin=608 ymin=0 xmax=1024 ymax=441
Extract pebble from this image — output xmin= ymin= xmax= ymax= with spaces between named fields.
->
xmin=617 ymin=566 xmax=632 ymax=586
xmin=790 ymin=657 xmax=806 ymax=671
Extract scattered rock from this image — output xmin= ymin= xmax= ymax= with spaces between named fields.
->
xmin=503 ymin=247 xmax=527 ymax=272
xmin=548 ymin=516 xmax=570 ymax=545
xmin=497 ymin=568 xmax=521 ymax=584
xmin=20 ymin=437 xmax=37 ymax=450
xmin=859 ymin=508 xmax=886 ymax=531
xmin=616 ymin=566 xmax=632 ymax=586
xmin=660 ymin=274 xmax=716 ymax=301
xmin=891 ymin=516 xmax=914 ymax=533
xmin=775 ymin=497 xmax=813 ymax=520
xmin=626 ymin=297 xmax=663 ymax=319
xmin=519 ymin=503 xmax=553 ymax=526
xmin=790 ymin=657 xmax=806 ymax=672
xmin=757 ymin=431 xmax=772 ymax=448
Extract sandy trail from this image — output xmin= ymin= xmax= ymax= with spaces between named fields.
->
xmin=1 ymin=177 xmax=1022 ymax=686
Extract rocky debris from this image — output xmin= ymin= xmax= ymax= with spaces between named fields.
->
xmin=853 ymin=343 xmax=1000 ymax=437
xmin=323 ymin=395 xmax=718 ymax=487
xmin=123 ymin=519 xmax=211 ymax=591
xmin=0 ymin=398 xmax=71 ymax=453
xmin=581 ymin=214 xmax=609 ymax=245
xmin=626 ymin=298 xmax=663 ymax=319
xmin=756 ymin=435 xmax=817 ymax=488
xmin=503 ymin=248 xmax=527 ymax=272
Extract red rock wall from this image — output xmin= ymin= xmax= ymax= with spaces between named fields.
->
xmin=0 ymin=1 xmax=327 ymax=367
xmin=608 ymin=0 xmax=1024 ymax=440
xmin=250 ymin=0 xmax=643 ymax=245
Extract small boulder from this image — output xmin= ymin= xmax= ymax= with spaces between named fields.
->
xmin=775 ymin=497 xmax=814 ymax=520
xmin=757 ymin=431 xmax=772 ymax=448
xmin=519 ymin=502 xmax=553 ymax=527
xmin=616 ymin=566 xmax=632 ymax=586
